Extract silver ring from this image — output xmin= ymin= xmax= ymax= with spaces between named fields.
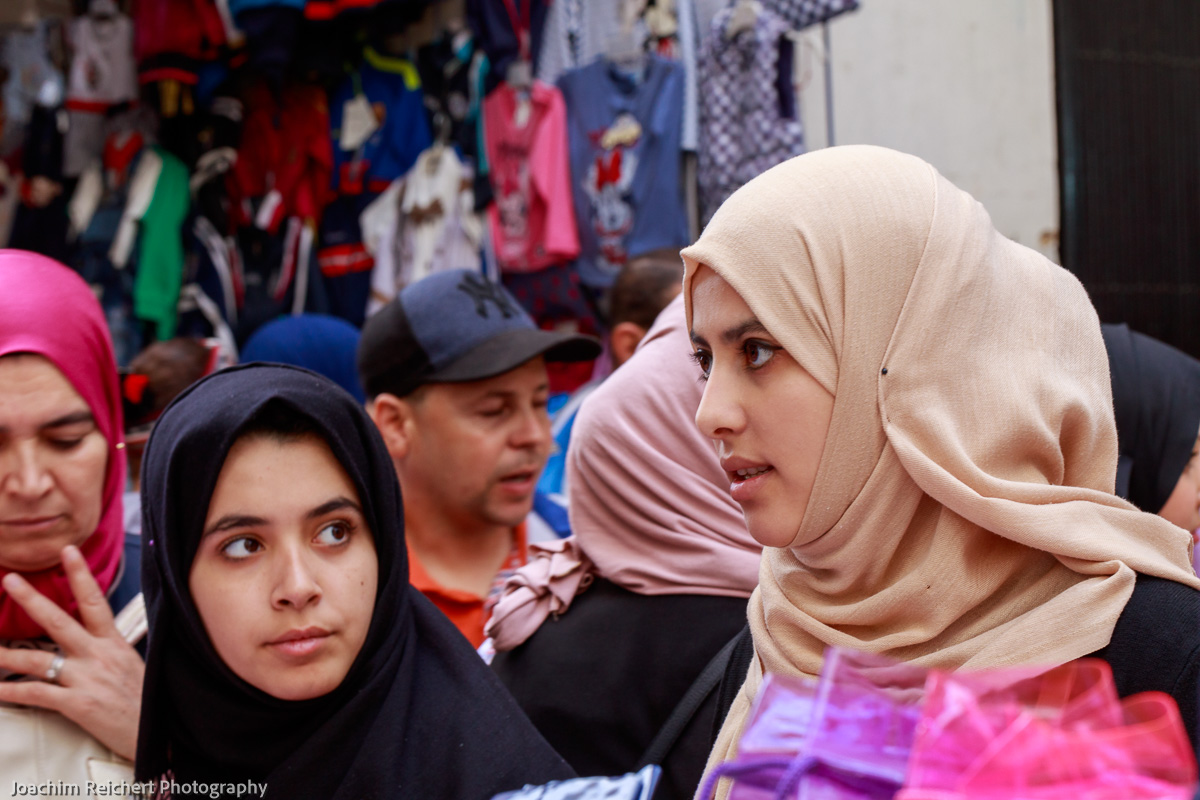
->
xmin=43 ymin=653 xmax=65 ymax=684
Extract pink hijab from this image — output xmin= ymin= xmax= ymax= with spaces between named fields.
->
xmin=0 ymin=249 xmax=126 ymax=639
xmin=487 ymin=294 xmax=762 ymax=651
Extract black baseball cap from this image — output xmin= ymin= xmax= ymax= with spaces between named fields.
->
xmin=357 ymin=269 xmax=602 ymax=399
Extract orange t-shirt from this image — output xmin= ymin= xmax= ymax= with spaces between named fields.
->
xmin=407 ymin=523 xmax=528 ymax=648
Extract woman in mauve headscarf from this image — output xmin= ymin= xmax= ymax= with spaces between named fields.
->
xmin=488 ymin=293 xmax=762 ymax=800
xmin=0 ymin=249 xmax=145 ymax=775
xmin=136 ymin=363 xmax=572 ymax=799
xmin=680 ymin=146 xmax=1200 ymax=799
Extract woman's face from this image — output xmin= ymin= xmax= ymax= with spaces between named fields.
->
xmin=1158 ymin=428 xmax=1200 ymax=532
xmin=690 ymin=266 xmax=835 ymax=548
xmin=190 ymin=433 xmax=378 ymax=701
xmin=0 ymin=354 xmax=108 ymax=571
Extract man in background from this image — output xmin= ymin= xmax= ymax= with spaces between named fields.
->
xmin=357 ymin=268 xmax=599 ymax=646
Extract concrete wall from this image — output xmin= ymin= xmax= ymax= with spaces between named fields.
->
xmin=798 ymin=0 xmax=1060 ymax=261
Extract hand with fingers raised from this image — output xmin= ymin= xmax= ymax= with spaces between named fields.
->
xmin=0 ymin=545 xmax=144 ymax=761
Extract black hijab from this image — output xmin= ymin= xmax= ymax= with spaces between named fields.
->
xmin=136 ymin=363 xmax=573 ymax=798
xmin=1102 ymin=323 xmax=1200 ymax=513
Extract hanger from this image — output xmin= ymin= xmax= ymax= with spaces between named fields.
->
xmin=605 ymin=1 xmax=649 ymax=74
xmin=725 ymin=0 xmax=761 ymax=39
xmin=426 ymin=111 xmax=451 ymax=173
xmin=88 ymin=0 xmax=118 ymax=19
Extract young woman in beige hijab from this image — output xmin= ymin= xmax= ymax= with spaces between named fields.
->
xmin=682 ymin=145 xmax=1200 ymax=799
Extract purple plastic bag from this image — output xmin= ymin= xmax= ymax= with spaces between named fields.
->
xmin=701 ymin=649 xmax=927 ymax=800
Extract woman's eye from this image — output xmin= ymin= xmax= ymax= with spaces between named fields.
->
xmin=48 ymin=438 xmax=85 ymax=451
xmin=744 ymin=340 xmax=776 ymax=369
xmin=221 ymin=537 xmax=262 ymax=559
xmin=315 ymin=522 xmax=351 ymax=546
xmin=690 ymin=349 xmax=713 ymax=378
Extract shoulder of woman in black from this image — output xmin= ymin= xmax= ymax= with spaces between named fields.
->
xmin=492 ymin=577 xmax=749 ymax=800
xmin=1088 ymin=573 xmax=1200 ymax=751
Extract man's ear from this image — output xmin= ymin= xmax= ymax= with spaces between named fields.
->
xmin=367 ymin=393 xmax=416 ymax=460
xmin=610 ymin=321 xmax=647 ymax=369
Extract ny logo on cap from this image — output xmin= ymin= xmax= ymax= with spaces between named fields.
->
xmin=458 ymin=273 xmax=517 ymax=319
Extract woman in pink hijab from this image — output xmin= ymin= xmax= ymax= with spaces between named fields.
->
xmin=0 ymin=250 xmax=145 ymax=775
xmin=488 ymin=293 xmax=763 ymax=800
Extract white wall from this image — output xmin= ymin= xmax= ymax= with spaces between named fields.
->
xmin=798 ymin=0 xmax=1060 ymax=261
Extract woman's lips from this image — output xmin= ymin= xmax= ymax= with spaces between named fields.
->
xmin=723 ymin=463 xmax=775 ymax=504
xmin=0 ymin=515 xmax=64 ymax=533
xmin=267 ymin=628 xmax=332 ymax=659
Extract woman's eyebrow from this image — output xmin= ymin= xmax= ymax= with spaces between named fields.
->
xmin=202 ymin=514 xmax=269 ymax=539
xmin=720 ymin=318 xmax=769 ymax=345
xmin=42 ymin=410 xmax=95 ymax=429
xmin=306 ymin=496 xmax=362 ymax=520
xmin=0 ymin=410 xmax=96 ymax=436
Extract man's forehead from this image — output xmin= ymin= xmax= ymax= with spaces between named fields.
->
xmin=424 ymin=357 xmax=550 ymax=400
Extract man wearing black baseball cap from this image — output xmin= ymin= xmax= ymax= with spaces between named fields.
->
xmin=358 ymin=269 xmax=601 ymax=646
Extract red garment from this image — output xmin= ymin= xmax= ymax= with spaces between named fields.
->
xmin=0 ymin=251 xmax=126 ymax=640
xmin=130 ymin=0 xmax=226 ymax=83
xmin=408 ymin=523 xmax=528 ymax=648
xmin=228 ymin=82 xmax=333 ymax=233
xmin=483 ymin=81 xmax=579 ymax=273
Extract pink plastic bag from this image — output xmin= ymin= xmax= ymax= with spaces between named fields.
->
xmin=898 ymin=659 xmax=1197 ymax=800
xmin=700 ymin=648 xmax=928 ymax=800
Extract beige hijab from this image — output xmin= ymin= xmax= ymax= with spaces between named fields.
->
xmin=679 ymin=146 xmax=1200 ymax=798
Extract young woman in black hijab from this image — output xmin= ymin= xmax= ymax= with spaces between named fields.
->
xmin=135 ymin=363 xmax=573 ymax=798
xmin=1102 ymin=323 xmax=1200 ymax=532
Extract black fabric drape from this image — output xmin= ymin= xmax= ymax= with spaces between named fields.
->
xmin=136 ymin=363 xmax=572 ymax=799
xmin=492 ymin=578 xmax=748 ymax=800
xmin=1102 ymin=323 xmax=1200 ymax=513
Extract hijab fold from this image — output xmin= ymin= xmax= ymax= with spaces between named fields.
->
xmin=486 ymin=295 xmax=761 ymax=651
xmin=0 ymin=250 xmax=125 ymax=639
xmin=679 ymin=147 xmax=1199 ymax=797
xmin=136 ymin=364 xmax=571 ymax=798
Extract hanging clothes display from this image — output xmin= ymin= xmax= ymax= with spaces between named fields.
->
xmin=63 ymin=1 xmax=137 ymax=177
xmin=0 ymin=0 xmax=865 ymax=380
xmin=698 ymin=3 xmax=804 ymax=225
xmin=537 ymin=0 xmax=700 ymax=152
xmin=227 ymin=81 xmax=332 ymax=234
xmin=466 ymin=0 xmax=548 ymax=87
xmin=764 ymin=0 xmax=860 ymax=30
xmin=482 ymin=78 xmax=578 ymax=274
xmin=557 ymin=54 xmax=688 ymax=289
xmin=362 ymin=144 xmax=484 ymax=316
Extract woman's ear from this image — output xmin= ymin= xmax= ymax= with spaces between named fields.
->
xmin=610 ymin=321 xmax=648 ymax=368
xmin=366 ymin=394 xmax=415 ymax=461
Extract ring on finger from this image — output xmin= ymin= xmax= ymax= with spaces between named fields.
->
xmin=43 ymin=653 xmax=65 ymax=684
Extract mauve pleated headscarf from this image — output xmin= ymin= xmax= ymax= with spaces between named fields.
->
xmin=0 ymin=249 xmax=125 ymax=639
xmin=486 ymin=294 xmax=761 ymax=651
xmin=679 ymin=146 xmax=1200 ymax=798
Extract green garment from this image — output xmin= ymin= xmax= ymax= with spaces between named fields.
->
xmin=133 ymin=147 xmax=190 ymax=339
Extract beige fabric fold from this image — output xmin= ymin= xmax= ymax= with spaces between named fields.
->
xmin=679 ymin=145 xmax=1200 ymax=799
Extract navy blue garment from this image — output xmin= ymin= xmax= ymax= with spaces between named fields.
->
xmin=241 ymin=313 xmax=366 ymax=402
xmin=557 ymin=55 xmax=689 ymax=288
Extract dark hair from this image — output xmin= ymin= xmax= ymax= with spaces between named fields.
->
xmin=127 ymin=338 xmax=212 ymax=427
xmin=609 ymin=249 xmax=684 ymax=330
xmin=237 ymin=399 xmax=325 ymax=444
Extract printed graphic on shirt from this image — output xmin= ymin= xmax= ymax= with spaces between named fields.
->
xmin=583 ymin=144 xmax=638 ymax=277
xmin=496 ymin=160 xmax=531 ymax=257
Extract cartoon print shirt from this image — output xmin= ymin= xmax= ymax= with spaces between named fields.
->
xmin=556 ymin=55 xmax=689 ymax=289
xmin=482 ymin=80 xmax=579 ymax=273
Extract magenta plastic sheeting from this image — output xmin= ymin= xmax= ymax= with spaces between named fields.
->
xmin=701 ymin=648 xmax=927 ymax=800
xmin=700 ymin=650 xmax=1197 ymax=800
xmin=898 ymin=659 xmax=1197 ymax=800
